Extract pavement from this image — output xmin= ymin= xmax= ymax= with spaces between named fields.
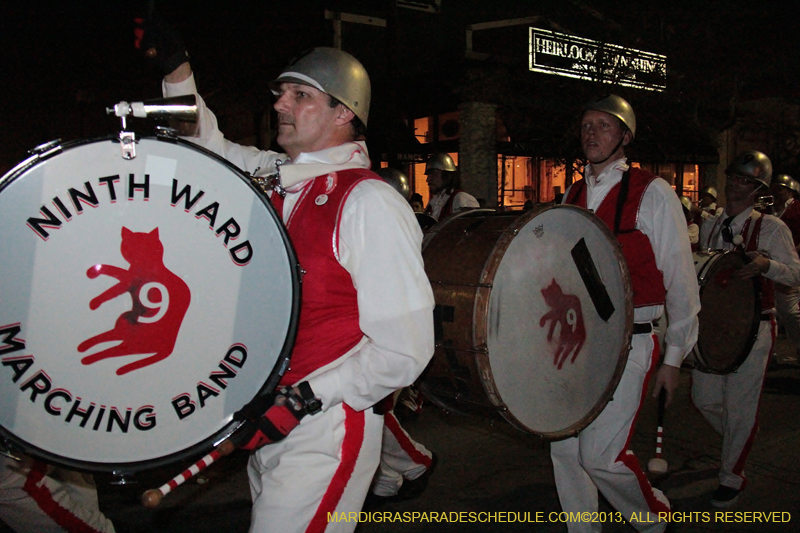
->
xmin=4 ymin=338 xmax=799 ymax=533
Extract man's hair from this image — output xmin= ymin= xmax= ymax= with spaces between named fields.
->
xmin=329 ymin=95 xmax=367 ymax=140
xmin=441 ymin=169 xmax=461 ymax=192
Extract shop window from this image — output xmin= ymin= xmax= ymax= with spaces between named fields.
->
xmin=414 ymin=112 xmax=460 ymax=144
xmin=497 ymin=156 xmax=568 ymax=208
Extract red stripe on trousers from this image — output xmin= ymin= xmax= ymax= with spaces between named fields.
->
xmin=385 ymin=411 xmax=432 ymax=468
xmin=732 ymin=317 xmax=776 ymax=490
xmin=306 ymin=405 xmax=365 ymax=533
xmin=22 ymin=461 xmax=106 ymax=533
xmin=616 ymin=333 xmax=670 ymax=514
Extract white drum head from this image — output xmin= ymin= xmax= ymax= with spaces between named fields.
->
xmin=0 ymin=137 xmax=298 ymax=472
xmin=486 ymin=205 xmax=632 ymax=438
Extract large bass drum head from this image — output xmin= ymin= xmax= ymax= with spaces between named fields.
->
xmin=0 ymin=137 xmax=299 ymax=473
xmin=693 ymin=251 xmax=759 ymax=374
xmin=485 ymin=205 xmax=632 ymax=439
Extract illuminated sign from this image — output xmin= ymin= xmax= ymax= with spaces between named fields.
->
xmin=397 ymin=0 xmax=441 ymax=13
xmin=529 ymin=28 xmax=667 ymax=91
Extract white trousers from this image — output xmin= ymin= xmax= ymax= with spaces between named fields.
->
xmin=0 ymin=457 xmax=115 ymax=533
xmin=691 ymin=319 xmax=775 ymax=490
xmin=370 ymin=410 xmax=433 ymax=497
xmin=550 ymin=333 xmax=669 ymax=533
xmin=247 ymin=403 xmax=383 ymax=533
xmin=775 ymin=288 xmax=800 ymax=360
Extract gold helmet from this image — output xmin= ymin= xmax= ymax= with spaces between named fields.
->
xmin=772 ymin=173 xmax=800 ymax=196
xmin=425 ymin=152 xmax=457 ymax=174
xmin=583 ymin=94 xmax=636 ymax=138
xmin=375 ymin=167 xmax=411 ymax=200
xmin=725 ymin=150 xmax=772 ymax=189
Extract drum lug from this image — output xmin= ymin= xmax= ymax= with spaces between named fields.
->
xmin=0 ymin=441 xmax=22 ymax=462
xmin=155 ymin=125 xmax=181 ymax=140
xmin=118 ymin=131 xmax=138 ymax=160
xmin=28 ymin=139 xmax=62 ymax=156
xmin=109 ymin=470 xmax=137 ymax=486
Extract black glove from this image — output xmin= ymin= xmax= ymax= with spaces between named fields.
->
xmin=236 ymin=382 xmax=322 ymax=451
xmin=134 ymin=12 xmax=189 ymax=74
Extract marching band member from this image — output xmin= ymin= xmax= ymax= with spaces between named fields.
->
xmin=423 ymin=153 xmax=479 ymax=220
xmin=695 ymin=152 xmax=800 ymax=507
xmin=554 ymin=95 xmax=700 ymax=533
xmin=138 ymin=15 xmax=434 ymax=533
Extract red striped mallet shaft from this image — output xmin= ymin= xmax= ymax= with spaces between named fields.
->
xmin=141 ymin=439 xmax=236 ymax=508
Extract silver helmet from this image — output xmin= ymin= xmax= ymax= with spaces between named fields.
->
xmin=772 ymin=173 xmax=800 ymax=196
xmin=699 ymin=185 xmax=718 ymax=200
xmin=680 ymin=195 xmax=693 ymax=212
xmin=425 ymin=152 xmax=457 ymax=174
xmin=583 ymin=94 xmax=636 ymax=138
xmin=725 ymin=150 xmax=772 ymax=189
xmin=269 ymin=47 xmax=371 ymax=126
xmin=375 ymin=167 xmax=411 ymax=200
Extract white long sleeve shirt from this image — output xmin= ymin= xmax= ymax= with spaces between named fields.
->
xmin=565 ymin=158 xmax=700 ymax=368
xmin=699 ymin=207 xmax=800 ymax=289
xmin=164 ymin=75 xmax=435 ymax=412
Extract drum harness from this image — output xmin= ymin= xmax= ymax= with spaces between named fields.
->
xmin=611 ymin=169 xmax=653 ymax=336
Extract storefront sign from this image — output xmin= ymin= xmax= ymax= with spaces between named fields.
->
xmin=529 ymin=28 xmax=667 ymax=91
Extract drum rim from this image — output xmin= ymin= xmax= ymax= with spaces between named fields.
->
xmin=692 ymin=250 xmax=760 ymax=375
xmin=421 ymin=205 xmax=633 ymax=440
xmin=0 ymin=135 xmax=301 ymax=474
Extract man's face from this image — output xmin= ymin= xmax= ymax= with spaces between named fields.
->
xmin=725 ymin=173 xmax=759 ymax=204
xmin=771 ymin=183 xmax=792 ymax=205
xmin=699 ymin=193 xmax=715 ymax=208
xmin=580 ymin=110 xmax=630 ymax=165
xmin=273 ymin=83 xmax=343 ymax=159
xmin=426 ymin=169 xmax=444 ymax=194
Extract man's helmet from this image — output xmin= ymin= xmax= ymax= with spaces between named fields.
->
xmin=699 ymin=185 xmax=718 ymax=200
xmin=680 ymin=195 xmax=693 ymax=211
xmin=425 ymin=152 xmax=457 ymax=174
xmin=269 ymin=47 xmax=371 ymax=126
xmin=583 ymin=94 xmax=636 ymax=138
xmin=725 ymin=150 xmax=772 ymax=189
xmin=375 ymin=167 xmax=411 ymax=200
xmin=772 ymin=173 xmax=800 ymax=196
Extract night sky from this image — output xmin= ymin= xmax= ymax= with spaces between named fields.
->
xmin=3 ymin=1 xmax=800 ymax=173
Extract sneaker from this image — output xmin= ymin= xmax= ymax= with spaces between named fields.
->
xmin=711 ymin=485 xmax=740 ymax=508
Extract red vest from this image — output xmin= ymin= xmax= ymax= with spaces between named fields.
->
xmin=270 ymin=169 xmax=375 ymax=385
xmin=566 ymin=168 xmax=667 ymax=308
xmin=780 ymin=200 xmax=800 ymax=246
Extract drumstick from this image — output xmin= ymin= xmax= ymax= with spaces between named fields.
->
xmin=647 ymin=389 xmax=668 ymax=474
xmin=141 ymin=439 xmax=236 ymax=508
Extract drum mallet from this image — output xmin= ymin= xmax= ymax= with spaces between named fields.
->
xmin=647 ymin=389 xmax=668 ymax=474
xmin=141 ymin=439 xmax=237 ymax=508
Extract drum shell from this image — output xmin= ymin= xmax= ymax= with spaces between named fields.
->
xmin=691 ymin=251 xmax=760 ymax=374
xmin=420 ymin=205 xmax=633 ymax=439
xmin=0 ymin=136 xmax=300 ymax=473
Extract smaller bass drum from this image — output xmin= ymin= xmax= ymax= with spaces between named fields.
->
xmin=420 ymin=205 xmax=633 ymax=440
xmin=691 ymin=251 xmax=760 ymax=374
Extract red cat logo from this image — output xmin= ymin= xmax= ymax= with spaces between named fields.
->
xmin=79 ymin=227 xmax=191 ymax=375
xmin=539 ymin=278 xmax=586 ymax=370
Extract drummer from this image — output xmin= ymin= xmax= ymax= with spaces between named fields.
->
xmin=770 ymin=174 xmax=800 ymax=366
xmin=553 ymin=94 xmax=700 ymax=533
xmin=695 ymin=152 xmax=800 ymax=507
xmin=138 ymin=15 xmax=434 ymax=533
xmin=422 ymin=152 xmax=479 ymax=220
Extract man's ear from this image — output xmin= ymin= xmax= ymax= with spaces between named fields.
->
xmin=622 ymin=130 xmax=633 ymax=147
xmin=334 ymin=104 xmax=355 ymax=126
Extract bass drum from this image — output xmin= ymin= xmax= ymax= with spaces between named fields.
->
xmin=0 ymin=136 xmax=300 ymax=474
xmin=691 ymin=251 xmax=759 ymax=374
xmin=420 ymin=205 xmax=633 ymax=440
